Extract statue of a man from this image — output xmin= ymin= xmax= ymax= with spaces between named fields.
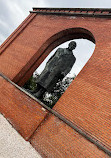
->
xmin=32 ymin=41 xmax=77 ymax=99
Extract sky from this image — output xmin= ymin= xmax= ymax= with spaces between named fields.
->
xmin=0 ymin=0 xmax=110 ymax=76
xmin=0 ymin=0 xmax=111 ymax=45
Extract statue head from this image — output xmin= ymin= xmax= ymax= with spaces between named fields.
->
xmin=68 ymin=41 xmax=76 ymax=51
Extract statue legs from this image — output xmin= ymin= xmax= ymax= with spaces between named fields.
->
xmin=27 ymin=84 xmax=45 ymax=99
xmin=33 ymin=84 xmax=46 ymax=99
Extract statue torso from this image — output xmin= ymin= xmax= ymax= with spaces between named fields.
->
xmin=36 ymin=47 xmax=76 ymax=91
xmin=46 ymin=48 xmax=76 ymax=70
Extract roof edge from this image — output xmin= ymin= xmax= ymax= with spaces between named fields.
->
xmin=32 ymin=8 xmax=111 ymax=11
xmin=30 ymin=8 xmax=111 ymax=18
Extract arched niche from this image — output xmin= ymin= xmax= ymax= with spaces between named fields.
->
xmin=17 ymin=27 xmax=95 ymax=86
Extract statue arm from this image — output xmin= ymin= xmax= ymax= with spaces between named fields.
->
xmin=61 ymin=57 xmax=76 ymax=77
xmin=47 ymin=53 xmax=55 ymax=64
xmin=61 ymin=67 xmax=71 ymax=77
xmin=46 ymin=48 xmax=62 ymax=64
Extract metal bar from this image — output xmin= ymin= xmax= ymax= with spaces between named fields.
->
xmin=0 ymin=72 xmax=111 ymax=156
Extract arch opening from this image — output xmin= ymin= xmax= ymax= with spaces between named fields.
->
xmin=22 ymin=27 xmax=95 ymax=108
xmin=16 ymin=27 xmax=95 ymax=86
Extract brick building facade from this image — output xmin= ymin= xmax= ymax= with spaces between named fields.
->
xmin=0 ymin=8 xmax=111 ymax=157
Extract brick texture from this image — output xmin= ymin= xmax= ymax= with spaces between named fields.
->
xmin=0 ymin=76 xmax=48 ymax=140
xmin=54 ymin=77 xmax=111 ymax=149
xmin=30 ymin=114 xmax=109 ymax=158
xmin=0 ymin=11 xmax=111 ymax=156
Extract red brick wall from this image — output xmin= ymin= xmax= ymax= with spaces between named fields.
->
xmin=1 ymin=14 xmax=111 ymax=85
xmin=30 ymin=114 xmax=109 ymax=158
xmin=0 ymin=76 xmax=48 ymax=140
xmin=0 ymin=13 xmax=111 ymax=153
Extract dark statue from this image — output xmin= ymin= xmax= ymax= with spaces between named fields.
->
xmin=32 ymin=41 xmax=77 ymax=99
